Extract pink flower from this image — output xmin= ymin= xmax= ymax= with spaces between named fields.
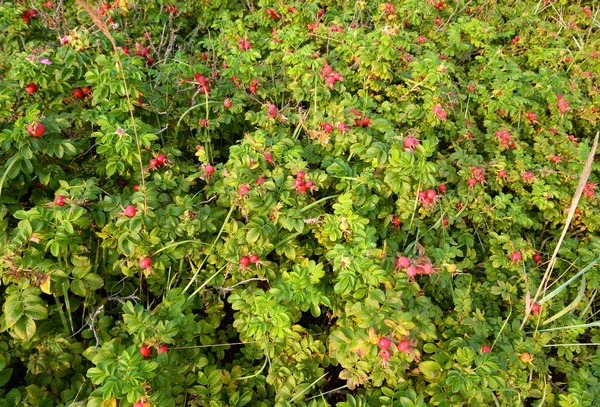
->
xmin=61 ymin=36 xmax=71 ymax=45
xmin=38 ymin=58 xmax=52 ymax=65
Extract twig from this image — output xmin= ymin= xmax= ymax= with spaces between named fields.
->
xmin=220 ymin=278 xmax=268 ymax=293
xmin=69 ymin=293 xmax=139 ymax=350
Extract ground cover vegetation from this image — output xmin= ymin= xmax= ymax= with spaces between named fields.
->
xmin=1 ymin=0 xmax=600 ymax=406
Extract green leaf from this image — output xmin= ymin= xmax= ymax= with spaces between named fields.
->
xmin=12 ymin=318 xmax=36 ymax=341
xmin=0 ymin=368 xmax=12 ymax=387
xmin=419 ymin=360 xmax=442 ymax=381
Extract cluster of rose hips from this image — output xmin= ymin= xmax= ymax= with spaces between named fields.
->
xmin=239 ymin=254 xmax=260 ymax=269
xmin=149 ymin=153 xmax=168 ymax=169
xmin=526 ymin=111 xmax=538 ymax=123
xmin=321 ymin=64 xmax=343 ymax=89
xmin=130 ymin=43 xmax=155 ymax=64
xmin=418 ymin=188 xmax=440 ymax=206
xmin=249 ymin=78 xmax=259 ymax=94
xmin=73 ymin=87 xmax=91 ymax=99
xmin=238 ymin=38 xmax=252 ymax=51
xmin=349 ymin=107 xmax=371 ymax=127
xmin=377 ymin=336 xmax=411 ymax=365
xmin=139 ymin=343 xmax=168 ymax=357
xmin=21 ymin=8 xmax=38 ymax=24
xmin=294 ymin=171 xmax=315 ymax=194
xmin=265 ymin=8 xmax=279 ymax=20
xmin=432 ymin=105 xmax=447 ymax=120
xmin=521 ymin=171 xmax=535 ymax=183
xmin=194 ymin=73 xmax=210 ymax=94
xmin=557 ymin=94 xmax=569 ymax=115
xmin=395 ymin=255 xmax=435 ymax=278
xmin=495 ymin=129 xmax=515 ymax=149
xmin=468 ymin=165 xmax=485 ymax=187
xmin=429 ymin=0 xmax=445 ymax=11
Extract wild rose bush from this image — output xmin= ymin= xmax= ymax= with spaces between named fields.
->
xmin=0 ymin=0 xmax=599 ymax=406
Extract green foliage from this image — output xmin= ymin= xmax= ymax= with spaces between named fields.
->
xmin=0 ymin=0 xmax=600 ymax=406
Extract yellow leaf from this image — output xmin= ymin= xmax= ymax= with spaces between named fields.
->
xmin=40 ymin=275 xmax=51 ymax=294
xmin=102 ymin=397 xmax=117 ymax=407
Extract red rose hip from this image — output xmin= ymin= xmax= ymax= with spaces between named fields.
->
xmin=140 ymin=345 xmax=151 ymax=357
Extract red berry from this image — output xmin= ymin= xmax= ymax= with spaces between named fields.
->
xmin=481 ymin=345 xmax=491 ymax=353
xmin=27 ymin=121 xmax=45 ymax=137
xmin=438 ymin=184 xmax=446 ymax=193
xmin=442 ymin=217 xmax=448 ymax=227
xmin=156 ymin=154 xmax=167 ymax=165
xmin=305 ymin=180 xmax=314 ymax=189
xmin=199 ymin=119 xmax=208 ymax=127
xmin=140 ymin=345 xmax=151 ymax=357
xmin=249 ymin=85 xmax=257 ymax=94
xmin=238 ymin=185 xmax=249 ymax=195
xmin=531 ymin=302 xmax=541 ymax=314
xmin=298 ymin=185 xmax=307 ymax=193
xmin=396 ymin=256 xmax=410 ymax=269
xmin=205 ymin=164 xmax=215 ymax=175
xmin=398 ymin=340 xmax=410 ymax=352
xmin=124 ymin=205 xmax=137 ymax=217
xmin=139 ymin=257 xmax=152 ymax=269
xmin=468 ymin=178 xmax=477 ymax=186
xmin=149 ymin=158 xmax=159 ymax=167
xmin=240 ymin=256 xmax=251 ymax=267
xmin=134 ymin=401 xmax=144 ymax=407
xmin=422 ymin=263 xmax=433 ymax=274
xmin=426 ymin=189 xmax=437 ymax=200
xmin=250 ymin=254 xmax=259 ymax=263
xmin=257 ymin=177 xmax=266 ymax=185
xmin=264 ymin=153 xmax=273 ymax=163
xmin=296 ymin=171 xmax=305 ymax=179
xmin=73 ymin=88 xmax=84 ymax=99
xmin=498 ymin=170 xmax=507 ymax=178
xmin=551 ymin=155 xmax=560 ymax=163
xmin=25 ymin=82 xmax=38 ymax=94
xmin=158 ymin=345 xmax=169 ymax=354
xmin=392 ymin=215 xmax=401 ymax=225
xmin=82 ymin=87 xmax=91 ymax=95
xmin=224 ymin=98 xmax=233 ymax=108
xmin=403 ymin=136 xmax=420 ymax=150
xmin=533 ymin=252 xmax=541 ymax=263
xmin=377 ymin=337 xmax=391 ymax=350
xmin=510 ymin=251 xmax=522 ymax=262
xmin=294 ymin=179 xmax=304 ymax=187
xmin=55 ymin=195 xmax=66 ymax=206
xmin=133 ymin=184 xmax=139 ymax=192
xmin=322 ymin=123 xmax=333 ymax=133
xmin=405 ymin=266 xmax=418 ymax=277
